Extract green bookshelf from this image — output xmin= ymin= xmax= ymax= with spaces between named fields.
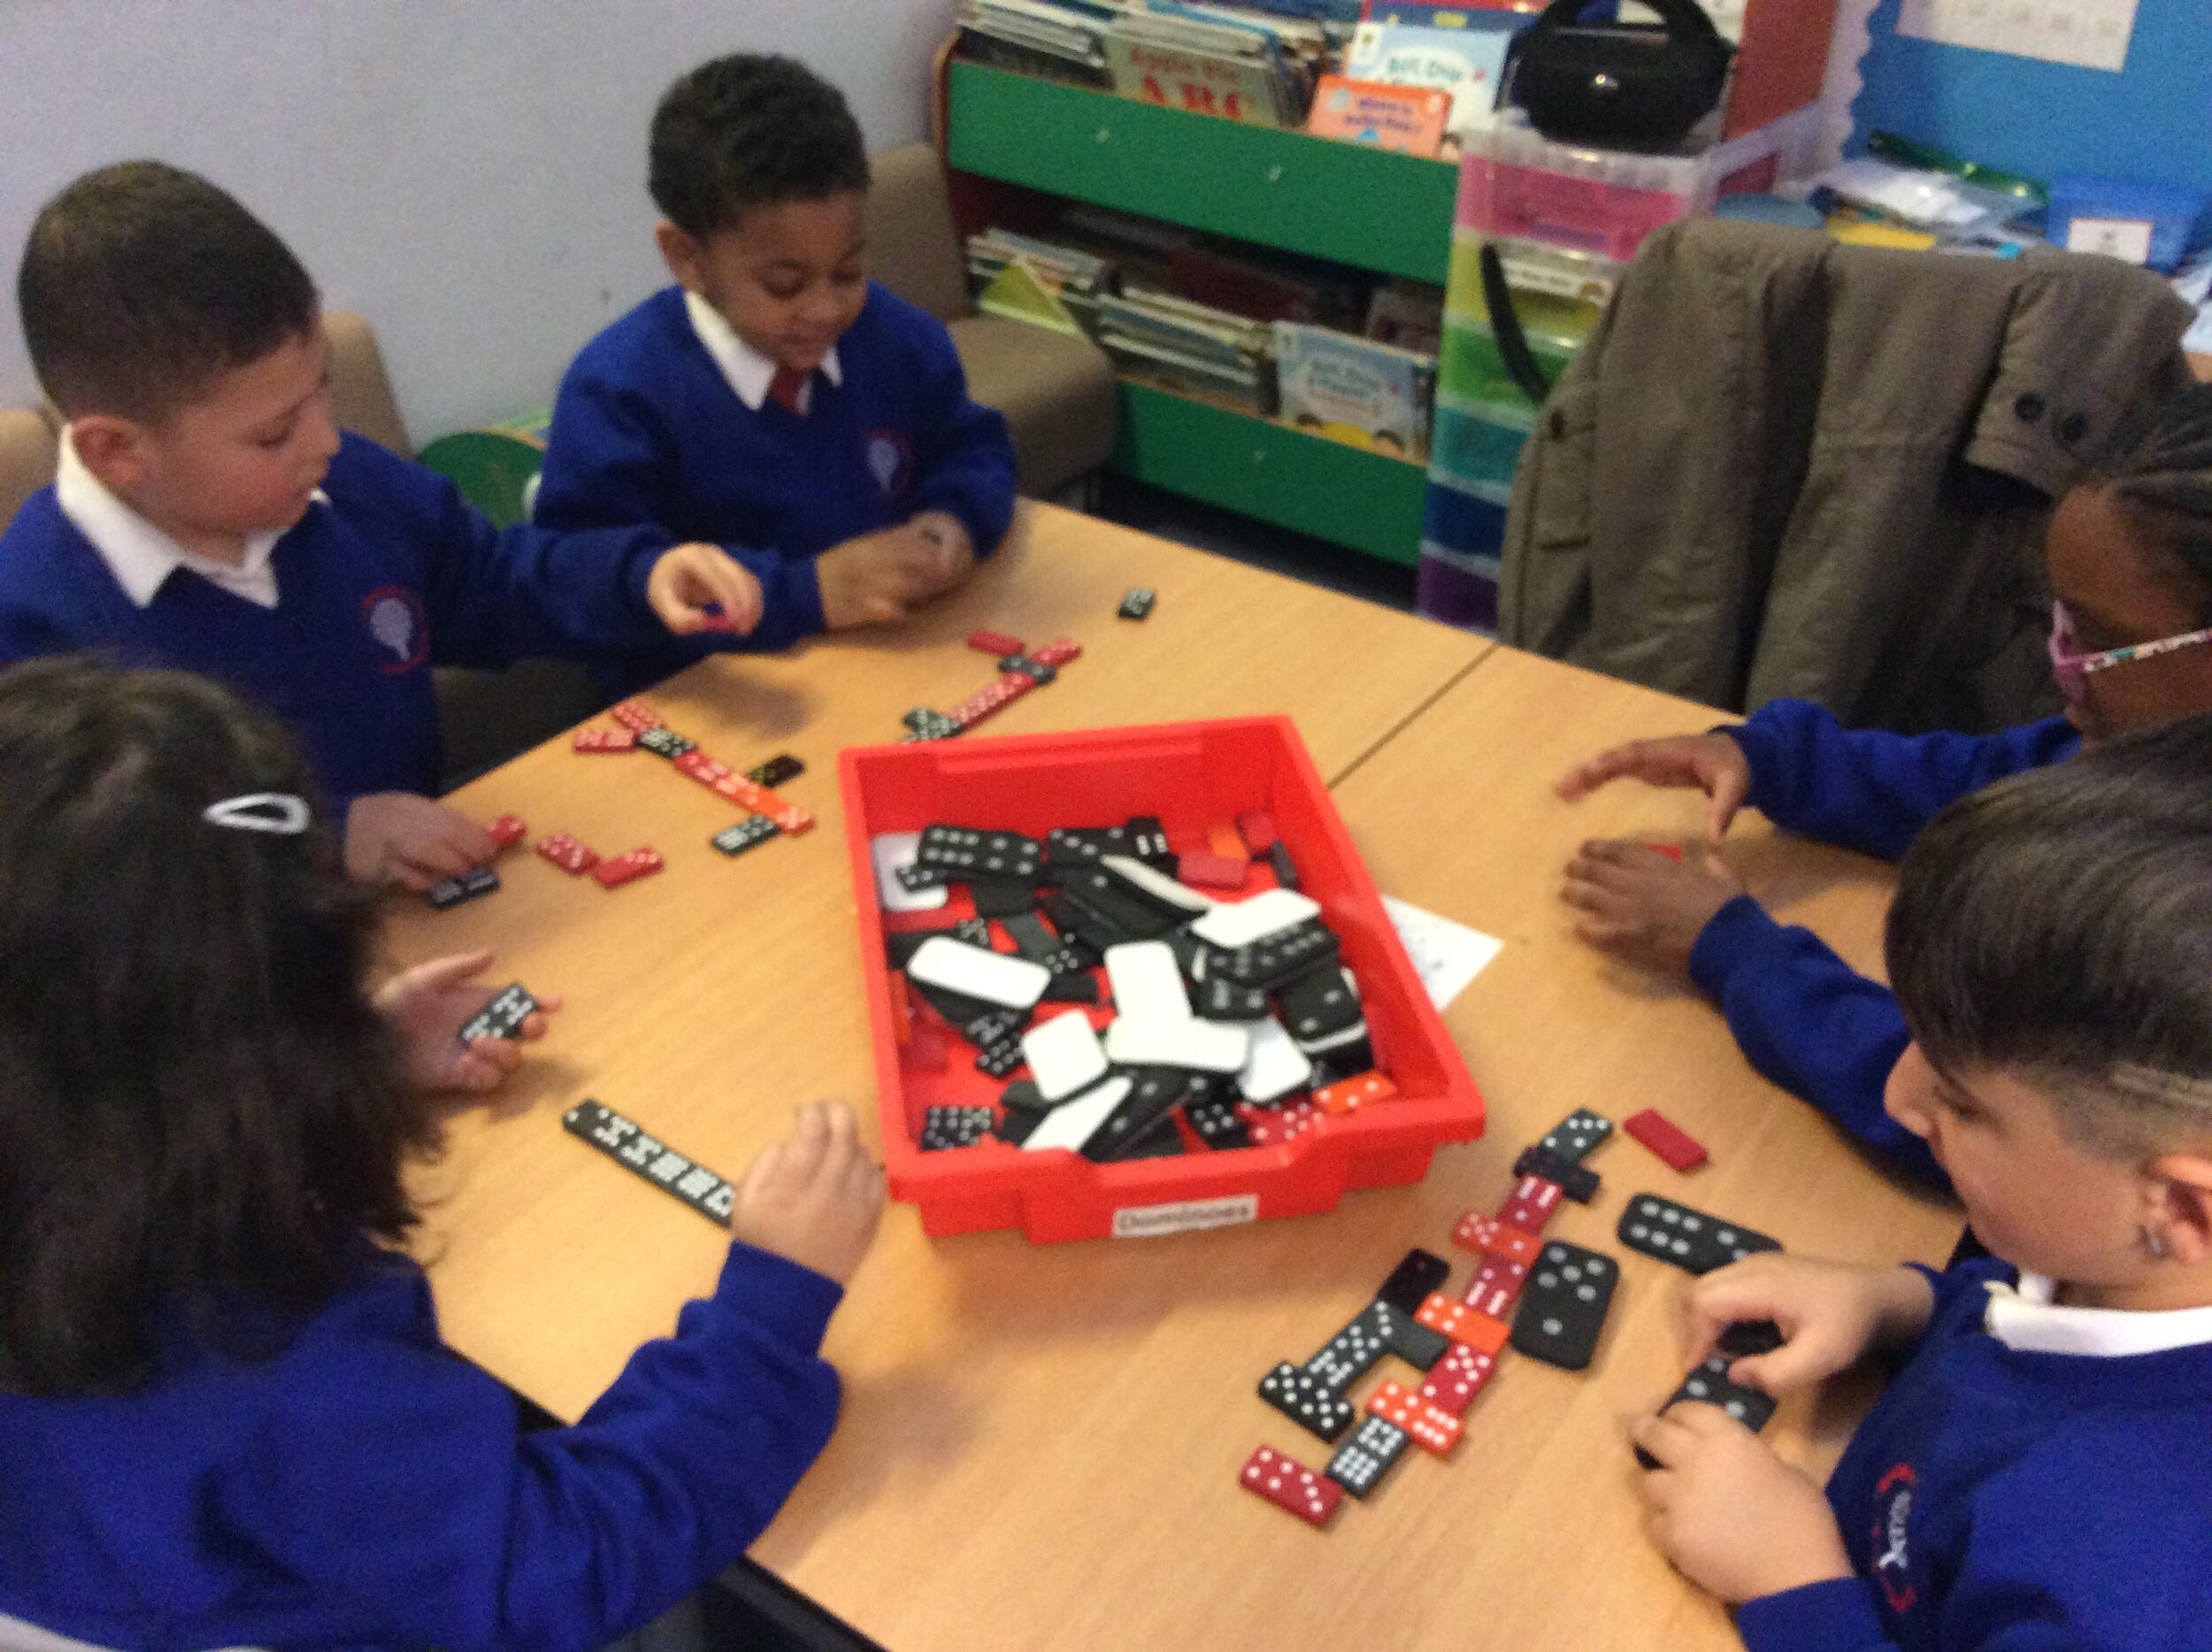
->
xmin=946 ymin=62 xmax=1457 ymax=567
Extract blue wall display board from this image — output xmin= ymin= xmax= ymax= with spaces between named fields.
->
xmin=1852 ymin=0 xmax=2212 ymax=198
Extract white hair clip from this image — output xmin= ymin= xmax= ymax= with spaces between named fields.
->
xmin=203 ymin=792 xmax=311 ymax=834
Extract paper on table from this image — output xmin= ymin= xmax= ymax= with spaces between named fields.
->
xmin=1382 ymin=895 xmax=1504 ymax=1010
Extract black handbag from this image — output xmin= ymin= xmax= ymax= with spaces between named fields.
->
xmin=1510 ymin=0 xmax=1733 ymax=151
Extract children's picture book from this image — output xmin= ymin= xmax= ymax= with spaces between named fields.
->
xmin=1304 ymin=74 xmax=1453 ymax=155
xmin=1103 ymin=34 xmax=1294 ymax=125
xmin=1273 ymin=322 xmax=1436 ymax=460
xmin=1345 ymin=17 xmax=1524 ymax=140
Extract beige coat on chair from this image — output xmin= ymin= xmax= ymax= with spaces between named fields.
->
xmin=1499 ymin=219 xmax=2197 ymax=734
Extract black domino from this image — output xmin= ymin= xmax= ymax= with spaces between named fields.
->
xmin=562 ymin=1099 xmax=734 ymax=1226
xmin=1509 ymin=1240 xmax=1620 ymax=1372
xmin=1617 ymin=1194 xmax=1781 ymax=1276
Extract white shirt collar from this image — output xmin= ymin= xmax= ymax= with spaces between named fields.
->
xmin=1983 ymin=1270 xmax=2212 ymax=1358
xmin=54 ymin=427 xmax=320 ymax=610
xmin=682 ymin=288 xmax=841 ymax=414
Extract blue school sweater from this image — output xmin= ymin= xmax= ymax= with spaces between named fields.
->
xmin=1686 ymin=701 xmax=2078 ymax=1185
xmin=535 ymin=282 xmax=1017 ymax=689
xmin=0 ymin=435 xmax=683 ymax=811
xmin=0 ymin=1240 xmax=841 ymax=1652
xmin=1737 ymin=1259 xmax=2212 ymax=1651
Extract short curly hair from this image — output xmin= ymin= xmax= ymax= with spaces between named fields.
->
xmin=649 ymin=54 xmax=870 ymax=238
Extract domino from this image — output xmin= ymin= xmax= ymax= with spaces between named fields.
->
xmin=426 ymin=864 xmax=501 ymax=910
xmin=1538 ymin=1107 xmax=1615 ymax=1163
xmin=997 ymin=655 xmax=1056 ymax=684
xmin=1191 ymin=888 xmax=1322 ymax=950
xmin=1417 ymin=1343 xmax=1499 ymax=1417
xmin=1498 ymin=1172 xmax=1565 ymax=1234
xmin=968 ymin=628 xmax=1024 ymax=657
xmin=1371 ymin=1298 xmax=1449 ymax=1371
xmin=534 ymin=833 xmax=599 ymax=875
xmin=607 ymin=699 xmax=663 ymax=732
xmin=1184 ymin=1094 xmax=1251 ymax=1150
xmin=1513 ymin=1144 xmax=1601 ymax=1203
xmin=1082 ymin=1069 xmax=1199 ymax=1163
xmin=635 ymin=726 xmax=695 ymax=760
xmin=1237 ymin=1018 xmax=1314 ymax=1104
xmin=1103 ymin=1015 xmax=1250 ymax=1074
xmin=744 ymin=753 xmax=804 ymax=788
xmin=1325 ymin=1416 xmax=1409 ymax=1500
xmin=1636 ymin=1322 xmax=1784 ymax=1468
xmin=918 ymin=1105 xmax=995 ymax=1151
xmin=713 ymin=816 xmax=780 ymax=859
xmin=573 ymin=726 xmax=639 ymax=753
xmin=1018 ymin=1075 xmax=1132 ymax=1154
xmin=1096 ymin=854 xmax=1214 ymax=916
xmin=1240 ymin=1446 xmax=1342 ymax=1529
xmin=1102 ymin=940 xmax=1194 ymax=1026
xmin=1313 ymin=1072 xmax=1393 ymax=1116
xmin=1415 ymin=1292 xmax=1510 ymax=1356
xmin=1031 ymin=637 xmax=1080 ymax=668
xmin=906 ymin=936 xmax=1052 ymax=1011
xmin=1509 ymin=1241 xmax=1620 ymax=1372
xmin=1118 ymin=588 xmax=1155 ymax=620
xmin=459 ymin=983 xmax=538 ymax=1044
xmin=483 ymin=814 xmax=527 ymax=850
xmin=1019 ymin=1010 xmax=1110 ymax=1103
xmin=1624 ymin=1107 xmax=1709 ymax=1172
xmin=1376 ymin=1248 xmax=1452 ymax=1315
xmin=1617 ymin=1194 xmax=1780 ymax=1275
xmin=1366 ymin=1380 xmax=1460 ymax=1456
xmin=1452 ymin=1213 xmax=1543 ymax=1268
xmin=562 ymin=1099 xmax=734 ymax=1226
xmin=591 ymin=848 xmax=664 ymax=889
xmin=1258 ymin=1361 xmax=1356 ymax=1444
xmin=1302 ymin=1301 xmax=1392 ymax=1392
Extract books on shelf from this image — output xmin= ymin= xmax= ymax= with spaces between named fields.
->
xmin=956 ymin=0 xmax=1115 ymax=84
xmin=1273 ymin=322 xmax=1435 ymax=459
xmin=1304 ymin=73 xmax=1453 ymax=155
xmin=1169 ymin=242 xmax=1369 ymax=327
xmin=1344 ymin=15 xmax=1525 ymax=142
xmin=1097 ymin=287 xmax=1277 ymax=411
xmin=1365 ymin=279 xmax=1446 ymax=355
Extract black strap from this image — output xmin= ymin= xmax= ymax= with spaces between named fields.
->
xmin=1529 ymin=0 xmax=1724 ymax=45
xmin=1479 ymin=242 xmax=1553 ymax=406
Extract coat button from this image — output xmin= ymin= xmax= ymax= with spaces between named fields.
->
xmin=1549 ymin=410 xmax=1567 ymax=439
xmin=2059 ymin=411 xmax=2090 ymax=443
xmin=2015 ymin=392 xmax=2045 ymax=422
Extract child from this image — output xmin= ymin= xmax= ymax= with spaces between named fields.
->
xmin=534 ymin=54 xmax=1018 ymax=691
xmin=1556 ymin=386 xmax=2212 ymax=1184
xmin=0 ymin=161 xmax=766 ymax=892
xmin=0 ymin=657 xmax=883 ymax=1650
xmin=1633 ymin=713 xmax=2212 ymax=1648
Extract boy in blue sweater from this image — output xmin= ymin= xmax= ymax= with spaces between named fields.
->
xmin=535 ymin=54 xmax=1017 ymax=692
xmin=1634 ymin=714 xmax=2212 ymax=1649
xmin=0 ymin=162 xmax=766 ymax=891
xmin=1558 ymin=388 xmax=2212 ymax=1184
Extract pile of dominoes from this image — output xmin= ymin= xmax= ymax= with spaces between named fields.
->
xmin=874 ymin=813 xmax=1394 ymax=1160
xmin=898 ymin=632 xmax=1080 ymax=741
xmin=566 ymin=695 xmax=813 ymax=871
xmin=1242 ymin=1105 xmax=1785 ymax=1528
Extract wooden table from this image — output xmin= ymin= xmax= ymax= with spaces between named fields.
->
xmin=395 ymin=522 xmax=1959 ymax=1650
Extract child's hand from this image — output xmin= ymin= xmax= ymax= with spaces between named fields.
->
xmin=1561 ymin=840 xmax=1745 ymax=973
xmin=1686 ymin=1254 xmax=1937 ymax=1395
xmin=731 ymin=1101 xmax=885 ymax=1285
xmin=373 ymin=948 xmax=561 ymax=1094
xmin=817 ymin=526 xmax=954 ymax=629
xmin=907 ymin=511 xmax=977 ymax=592
xmin=647 ymin=542 xmax=764 ymax=636
xmin=1556 ymin=733 xmax=1753 ymax=847
xmin=346 ymin=793 xmax=499 ymax=891
xmin=1633 ymin=1404 xmax=1853 ymax=1604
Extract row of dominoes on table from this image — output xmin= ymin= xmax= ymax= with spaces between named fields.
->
xmin=1241 ymin=1103 xmax=1779 ymax=1528
xmin=897 ymin=632 xmax=1081 ymax=741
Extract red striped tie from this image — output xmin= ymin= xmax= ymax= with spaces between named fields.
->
xmin=767 ymin=365 xmax=808 ymax=415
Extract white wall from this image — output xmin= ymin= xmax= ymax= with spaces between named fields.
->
xmin=0 ymin=0 xmax=956 ymax=441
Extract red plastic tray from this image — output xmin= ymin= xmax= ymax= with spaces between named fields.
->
xmin=840 ymin=717 xmax=1484 ymax=1242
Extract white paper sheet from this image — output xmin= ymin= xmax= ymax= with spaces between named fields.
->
xmin=1382 ymin=895 xmax=1504 ymax=1011
xmin=1896 ymin=0 xmax=2136 ymax=73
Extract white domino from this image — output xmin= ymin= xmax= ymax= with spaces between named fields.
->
xmin=1238 ymin=1016 xmax=1314 ymax=1103
xmin=1103 ymin=1015 xmax=1250 ymax=1073
xmin=906 ymin=936 xmax=1051 ymax=1010
xmin=1102 ymin=940 xmax=1192 ymax=1027
xmin=1191 ymin=887 xmax=1322 ymax=950
xmin=1019 ymin=1074 xmax=1133 ymax=1153
xmin=1097 ymin=853 xmax=1217 ymax=914
xmin=871 ymin=832 xmax=947 ymax=913
xmin=1021 ymin=1010 xmax=1110 ymax=1103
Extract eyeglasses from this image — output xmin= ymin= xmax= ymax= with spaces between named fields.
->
xmin=2047 ymin=601 xmax=2212 ymax=707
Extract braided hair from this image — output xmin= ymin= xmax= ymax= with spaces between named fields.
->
xmin=2099 ymin=384 xmax=2212 ymax=619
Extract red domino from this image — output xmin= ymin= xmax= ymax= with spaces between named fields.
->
xmin=1238 ymin=1099 xmax=1316 ymax=1148
xmin=1499 ymin=1173 xmax=1563 ymax=1234
xmin=1367 ymin=1381 xmax=1462 ymax=1456
xmin=534 ymin=834 xmax=599 ymax=875
xmin=572 ymin=726 xmax=639 ymax=753
xmin=673 ymin=749 xmax=733 ymax=788
xmin=1464 ymin=1255 xmax=1529 ymax=1312
xmin=1314 ymin=1072 xmax=1394 ymax=1117
xmin=1624 ymin=1107 xmax=1709 ymax=1172
xmin=709 ymin=772 xmax=813 ymax=834
xmin=591 ymin=848 xmax=664 ymax=889
xmin=608 ymin=700 xmax=663 ymax=733
xmin=1417 ymin=1344 xmax=1499 ymax=1417
xmin=1176 ymin=849 xmax=1250 ymax=891
xmin=967 ymin=628 xmax=1024 ymax=657
xmin=484 ymin=813 xmax=527 ymax=850
xmin=1236 ymin=810 xmax=1280 ymax=851
xmin=1452 ymin=1212 xmax=1541 ymax=1267
xmin=1239 ymin=1446 xmax=1342 ymax=1529
xmin=1416 ymin=1292 xmax=1509 ymax=1356
xmin=1031 ymin=637 xmax=1081 ymax=667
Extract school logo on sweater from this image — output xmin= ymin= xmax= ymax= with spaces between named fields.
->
xmin=864 ymin=429 xmax=913 ymax=498
xmin=361 ymin=587 xmax=429 ymax=673
xmin=1871 ymin=1463 xmax=1918 ymax=1611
